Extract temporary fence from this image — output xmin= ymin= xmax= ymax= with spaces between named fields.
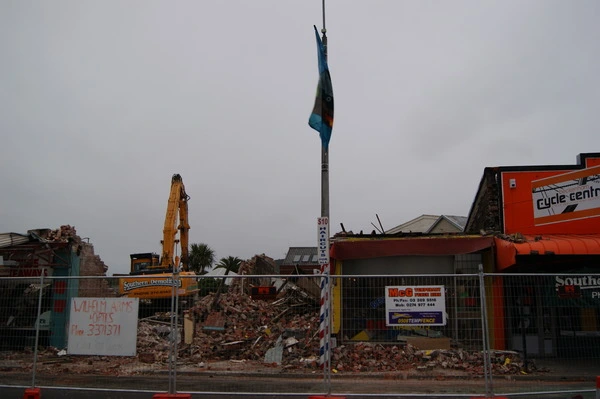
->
xmin=0 ymin=271 xmax=599 ymax=398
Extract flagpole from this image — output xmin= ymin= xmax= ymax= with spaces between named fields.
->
xmin=320 ymin=27 xmax=329 ymax=221
xmin=310 ymin=0 xmax=333 ymax=384
xmin=319 ymin=0 xmax=332 ymax=390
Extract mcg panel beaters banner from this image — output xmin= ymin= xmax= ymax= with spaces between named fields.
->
xmin=385 ymin=285 xmax=446 ymax=327
xmin=532 ymin=165 xmax=600 ymax=226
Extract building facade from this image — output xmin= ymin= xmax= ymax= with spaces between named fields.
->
xmin=328 ymin=153 xmax=600 ymax=358
xmin=466 ymin=152 xmax=600 ymax=357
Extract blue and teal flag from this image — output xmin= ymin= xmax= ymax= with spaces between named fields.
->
xmin=309 ymin=25 xmax=334 ymax=150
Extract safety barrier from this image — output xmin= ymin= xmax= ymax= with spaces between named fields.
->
xmin=22 ymin=387 xmax=41 ymax=399
xmin=0 ymin=272 xmax=599 ymax=398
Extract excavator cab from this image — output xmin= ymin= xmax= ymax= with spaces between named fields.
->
xmin=130 ymin=252 xmax=161 ymax=275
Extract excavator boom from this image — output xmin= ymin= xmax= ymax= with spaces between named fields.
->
xmin=161 ymin=174 xmax=190 ymax=271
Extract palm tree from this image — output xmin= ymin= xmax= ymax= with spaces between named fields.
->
xmin=211 ymin=256 xmax=243 ymax=309
xmin=214 ymin=256 xmax=242 ymax=275
xmin=189 ymin=243 xmax=215 ymax=275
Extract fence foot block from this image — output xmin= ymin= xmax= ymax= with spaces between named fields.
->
xmin=152 ymin=394 xmax=191 ymax=399
xmin=23 ymin=388 xmax=41 ymax=399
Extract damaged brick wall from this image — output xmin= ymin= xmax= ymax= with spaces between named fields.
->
xmin=41 ymin=225 xmax=116 ymax=298
xmin=232 ymin=254 xmax=277 ymax=292
xmin=465 ymin=168 xmax=502 ymax=234
xmin=78 ymin=242 xmax=117 ymax=298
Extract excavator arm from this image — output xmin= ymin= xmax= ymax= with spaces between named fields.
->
xmin=178 ymin=184 xmax=190 ymax=271
xmin=160 ymin=174 xmax=190 ymax=271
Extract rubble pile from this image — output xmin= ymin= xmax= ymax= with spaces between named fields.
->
xmin=43 ymin=225 xmax=80 ymax=243
xmin=0 ymin=267 xmax=539 ymax=377
xmin=331 ymin=343 xmax=529 ymax=375
xmin=184 ymin=289 xmax=320 ymax=366
xmin=1 ymin=286 xmax=539 ymax=377
xmin=130 ymin=287 xmax=533 ymax=376
xmin=230 ymin=254 xmax=277 ymax=292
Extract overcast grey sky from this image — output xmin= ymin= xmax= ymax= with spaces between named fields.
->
xmin=1 ymin=1 xmax=599 ymax=275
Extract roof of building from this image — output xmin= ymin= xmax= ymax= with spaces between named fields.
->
xmin=0 ymin=233 xmax=31 ymax=249
xmin=495 ymin=234 xmax=600 ymax=271
xmin=426 ymin=215 xmax=468 ymax=233
xmin=281 ymin=247 xmax=319 ymax=266
xmin=205 ymin=267 xmax=238 ymax=285
xmin=331 ymin=235 xmax=493 ymax=260
xmin=386 ymin=214 xmax=467 ymax=235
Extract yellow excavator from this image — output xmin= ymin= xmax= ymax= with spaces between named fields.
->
xmin=118 ymin=174 xmax=197 ymax=302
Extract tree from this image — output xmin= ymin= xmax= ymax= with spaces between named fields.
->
xmin=215 ymin=256 xmax=242 ymax=275
xmin=196 ymin=277 xmax=221 ymax=296
xmin=211 ymin=256 xmax=243 ymax=308
xmin=189 ymin=243 xmax=215 ymax=275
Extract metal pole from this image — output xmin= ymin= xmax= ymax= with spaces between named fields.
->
xmin=173 ymin=272 xmax=180 ymax=393
xmin=322 ymin=0 xmax=326 ymax=32
xmin=320 ymin=32 xmax=332 ymax=394
xmin=168 ymin=272 xmax=176 ymax=394
xmin=478 ymin=264 xmax=493 ymax=397
xmin=31 ymin=271 xmax=45 ymax=388
xmin=321 ymin=148 xmax=329 ymax=220
xmin=318 ymin=0 xmax=331 ymax=391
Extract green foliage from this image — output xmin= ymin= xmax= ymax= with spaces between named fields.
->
xmin=215 ymin=256 xmax=243 ymax=274
xmin=189 ymin=243 xmax=215 ymax=275
xmin=196 ymin=277 xmax=221 ymax=296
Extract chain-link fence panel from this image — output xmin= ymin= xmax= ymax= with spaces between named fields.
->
xmin=484 ymin=273 xmax=600 ymax=398
xmin=328 ymin=274 xmax=491 ymax=397
xmin=0 ymin=273 xmax=328 ymax=395
xmin=2 ymin=272 xmax=600 ymax=398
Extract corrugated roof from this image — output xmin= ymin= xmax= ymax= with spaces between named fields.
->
xmin=495 ymin=234 xmax=600 ymax=271
xmin=387 ymin=215 xmax=467 ymax=234
xmin=517 ymin=235 xmax=600 ymax=255
xmin=0 ymin=233 xmax=30 ymax=249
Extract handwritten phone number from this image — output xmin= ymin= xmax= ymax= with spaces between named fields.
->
xmin=87 ymin=323 xmax=121 ymax=336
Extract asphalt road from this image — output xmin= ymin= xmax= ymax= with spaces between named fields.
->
xmin=2 ymin=386 xmax=597 ymax=399
xmin=1 ymin=372 xmax=597 ymax=399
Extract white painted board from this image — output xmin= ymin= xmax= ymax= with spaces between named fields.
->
xmin=67 ymin=297 xmax=139 ymax=356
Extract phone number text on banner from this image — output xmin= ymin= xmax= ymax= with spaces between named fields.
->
xmin=385 ymin=285 xmax=447 ymax=326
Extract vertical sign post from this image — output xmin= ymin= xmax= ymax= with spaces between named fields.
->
xmin=317 ymin=217 xmax=330 ymax=370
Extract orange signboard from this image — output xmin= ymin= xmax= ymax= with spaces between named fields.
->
xmin=532 ymin=165 xmax=600 ymax=226
xmin=501 ymin=159 xmax=600 ymax=235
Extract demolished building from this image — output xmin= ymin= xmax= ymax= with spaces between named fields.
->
xmin=0 ymin=225 xmax=115 ymax=348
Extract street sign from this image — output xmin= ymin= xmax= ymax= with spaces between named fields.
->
xmin=317 ymin=217 xmax=330 ymax=266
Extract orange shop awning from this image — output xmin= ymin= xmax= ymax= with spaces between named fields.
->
xmin=494 ymin=234 xmax=600 ymax=271
xmin=330 ymin=236 xmax=493 ymax=260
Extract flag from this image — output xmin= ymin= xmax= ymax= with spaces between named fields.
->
xmin=309 ymin=25 xmax=334 ymax=150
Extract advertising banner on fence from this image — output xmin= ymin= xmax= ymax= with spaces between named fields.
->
xmin=385 ymin=285 xmax=446 ymax=326
xmin=67 ymin=297 xmax=139 ymax=356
